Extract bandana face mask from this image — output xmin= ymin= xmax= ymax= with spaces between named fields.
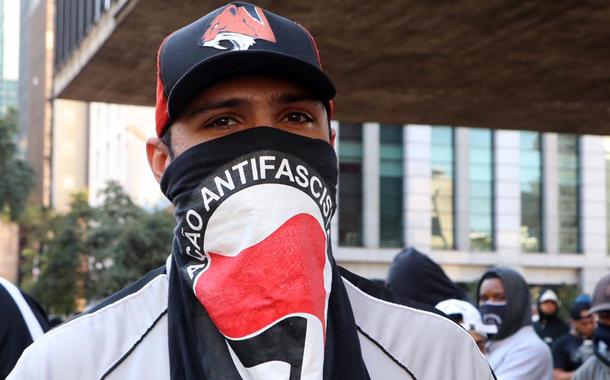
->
xmin=479 ymin=301 xmax=507 ymax=331
xmin=161 ymin=127 xmax=337 ymax=380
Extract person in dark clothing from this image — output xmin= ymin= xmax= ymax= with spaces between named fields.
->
xmin=574 ymin=274 xmax=610 ymax=379
xmin=386 ymin=247 xmax=469 ymax=306
xmin=535 ymin=288 xmax=570 ymax=346
xmin=552 ymin=301 xmax=595 ymax=380
xmin=478 ymin=267 xmax=553 ymax=380
xmin=0 ymin=277 xmax=49 ymax=378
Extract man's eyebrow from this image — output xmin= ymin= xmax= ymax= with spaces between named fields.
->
xmin=187 ymin=98 xmax=251 ymax=118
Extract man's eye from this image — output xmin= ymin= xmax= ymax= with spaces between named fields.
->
xmin=206 ymin=116 xmax=237 ymax=129
xmin=283 ymin=112 xmax=313 ymax=123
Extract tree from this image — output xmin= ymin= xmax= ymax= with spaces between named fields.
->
xmin=23 ymin=182 xmax=174 ymax=315
xmin=0 ymin=109 xmax=35 ymax=221
xmin=85 ymin=182 xmax=174 ymax=300
xmin=18 ymin=205 xmax=55 ymax=291
xmin=30 ymin=192 xmax=93 ymax=315
xmin=89 ymin=209 xmax=174 ymax=300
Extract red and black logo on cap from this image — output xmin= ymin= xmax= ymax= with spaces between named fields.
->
xmin=200 ymin=3 xmax=276 ymax=50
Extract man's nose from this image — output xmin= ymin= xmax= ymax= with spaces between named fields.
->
xmin=249 ymin=113 xmax=275 ymax=129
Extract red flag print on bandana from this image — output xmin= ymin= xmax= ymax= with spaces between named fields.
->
xmin=194 ymin=212 xmax=327 ymax=339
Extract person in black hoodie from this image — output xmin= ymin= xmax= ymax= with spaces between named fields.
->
xmin=478 ymin=267 xmax=553 ymax=380
xmin=534 ymin=288 xmax=570 ymax=346
xmin=386 ymin=247 xmax=469 ymax=306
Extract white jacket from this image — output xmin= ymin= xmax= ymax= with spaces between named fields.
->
xmin=9 ymin=261 xmax=495 ymax=380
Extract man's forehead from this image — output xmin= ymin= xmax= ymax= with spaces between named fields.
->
xmin=480 ymin=277 xmax=504 ymax=292
xmin=184 ymin=75 xmax=324 ymax=111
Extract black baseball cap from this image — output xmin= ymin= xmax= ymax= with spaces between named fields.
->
xmin=570 ymin=301 xmax=592 ymax=320
xmin=155 ymin=2 xmax=336 ymax=137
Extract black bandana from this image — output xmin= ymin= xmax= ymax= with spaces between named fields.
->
xmin=161 ymin=127 xmax=370 ymax=380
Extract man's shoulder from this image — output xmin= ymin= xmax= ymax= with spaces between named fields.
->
xmin=8 ymin=267 xmax=169 ymax=380
xmin=514 ymin=326 xmax=552 ymax=352
xmin=339 ymin=267 xmax=495 ymax=380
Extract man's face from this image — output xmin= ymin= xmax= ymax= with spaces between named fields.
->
xmin=147 ymin=75 xmax=333 ymax=182
xmin=573 ymin=309 xmax=595 ymax=338
xmin=479 ymin=278 xmax=506 ymax=304
xmin=540 ymin=300 xmax=558 ymax=315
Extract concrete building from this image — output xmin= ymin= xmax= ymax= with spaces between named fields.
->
xmin=332 ymin=123 xmax=610 ymax=293
xmin=19 ymin=0 xmax=54 ymax=206
xmin=88 ymin=102 xmax=166 ymax=209
xmin=50 ymin=98 xmax=166 ymax=212
xmin=18 ymin=0 xmax=163 ymax=212
xmin=51 ymin=99 xmax=88 ymax=212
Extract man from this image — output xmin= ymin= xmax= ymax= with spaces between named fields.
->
xmin=387 ymin=247 xmax=470 ymax=306
xmin=552 ymin=301 xmax=595 ymax=380
xmin=535 ymin=288 xmax=570 ymax=346
xmin=436 ymin=298 xmax=498 ymax=354
xmin=479 ymin=267 xmax=553 ymax=379
xmin=9 ymin=3 xmax=495 ymax=379
xmin=574 ymin=274 xmax=610 ymax=379
xmin=0 ymin=277 xmax=49 ymax=378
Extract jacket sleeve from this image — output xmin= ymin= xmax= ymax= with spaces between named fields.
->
xmin=6 ymin=343 xmax=47 ymax=380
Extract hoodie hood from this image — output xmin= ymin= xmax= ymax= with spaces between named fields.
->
xmin=386 ymin=247 xmax=469 ymax=306
xmin=477 ymin=267 xmax=532 ymax=341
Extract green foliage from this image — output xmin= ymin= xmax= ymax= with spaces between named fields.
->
xmin=0 ymin=109 xmax=35 ymax=221
xmin=88 ymin=209 xmax=174 ymax=299
xmin=29 ymin=192 xmax=93 ymax=315
xmin=85 ymin=182 xmax=174 ymax=300
xmin=20 ymin=182 xmax=174 ymax=316
xmin=18 ymin=205 xmax=57 ymax=292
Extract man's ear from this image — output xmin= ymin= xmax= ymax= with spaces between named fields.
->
xmin=146 ymin=137 xmax=171 ymax=183
xmin=330 ymin=127 xmax=337 ymax=147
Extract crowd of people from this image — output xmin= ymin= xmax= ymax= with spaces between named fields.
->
xmin=386 ymin=247 xmax=610 ymax=380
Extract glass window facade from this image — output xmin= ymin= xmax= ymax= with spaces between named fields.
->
xmin=338 ymin=123 xmax=363 ymax=246
xmin=379 ymin=124 xmax=404 ymax=247
xmin=431 ymin=127 xmax=454 ymax=250
xmin=558 ymin=134 xmax=580 ymax=253
xmin=520 ymin=132 xmax=543 ymax=252
xmin=469 ymin=128 xmax=494 ymax=251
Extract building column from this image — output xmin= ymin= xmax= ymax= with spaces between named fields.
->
xmin=543 ymin=133 xmax=559 ymax=255
xmin=454 ymin=127 xmax=470 ymax=251
xmin=403 ymin=125 xmax=431 ymax=252
xmin=580 ymin=135 xmax=608 ymax=293
xmin=362 ymin=123 xmax=380 ymax=248
xmin=494 ymin=130 xmax=521 ymax=264
xmin=331 ymin=120 xmax=340 ymax=250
